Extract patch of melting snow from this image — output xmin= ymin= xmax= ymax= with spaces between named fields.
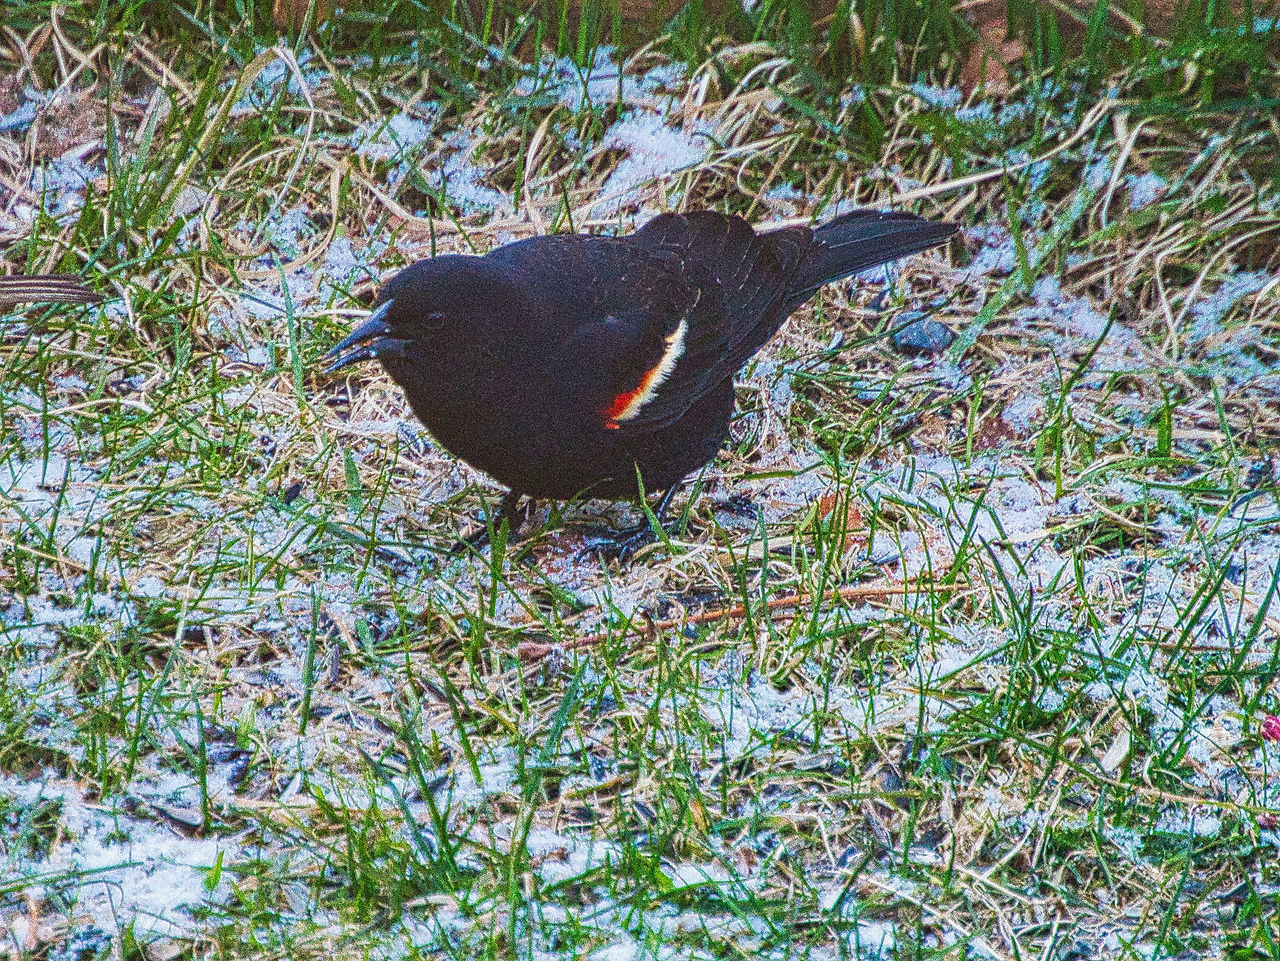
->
xmin=264 ymin=207 xmax=317 ymax=258
xmin=22 ymin=143 xmax=101 ymax=220
xmin=448 ymin=745 xmax=520 ymax=804
xmin=954 ymin=100 xmax=995 ymax=124
xmin=816 ymin=896 xmax=898 ymax=961
xmin=0 ymin=439 xmax=119 ymax=574
xmin=349 ymin=110 xmax=436 ymax=162
xmin=696 ymin=653 xmax=985 ymax=750
xmin=698 ymin=669 xmax=816 ymax=758
xmin=583 ymin=930 xmax=646 ymax=961
xmin=524 ymin=827 xmax=622 ymax=884
xmin=929 ymin=358 xmax=973 ymax=393
xmin=236 ymin=282 xmax=292 ymax=321
xmin=1015 ymin=275 xmax=1143 ymax=366
xmin=862 ymin=454 xmax=958 ymax=519
xmin=583 ymin=566 xmax=665 ymax=618
xmin=427 ymin=130 xmax=511 ymax=215
xmin=764 ymin=181 xmax=806 ymax=217
xmin=0 ymin=100 xmax=37 ymax=133
xmin=865 ymin=454 xmax=1086 ymax=590
xmin=1126 ymin=171 xmax=1167 ymax=209
xmin=964 ymin=224 xmax=1022 ymax=278
xmin=52 ymin=373 xmax=89 ymax=392
xmin=665 ymin=859 xmax=731 ymax=889
xmin=909 ymin=83 xmax=963 ymax=109
xmin=593 ymin=111 xmax=711 ymax=218
xmin=233 ymin=49 xmax=328 ymax=112
xmin=643 ymin=906 xmax=763 ymax=945
xmin=1154 ymin=806 xmax=1223 ymax=837
xmin=322 ymin=231 xmax=387 ymax=286
xmin=1084 ymin=152 xmax=1114 ymax=190
xmin=1001 ymin=389 xmax=1045 ymax=434
xmin=1019 ymin=274 xmax=1109 ymax=338
xmin=750 ymin=462 xmax=830 ymax=525
xmin=1186 ymin=270 xmax=1274 ymax=343
xmin=1085 ymin=655 xmax=1184 ymax=738
xmin=517 ymin=46 xmax=686 ymax=112
xmin=1103 ymin=823 xmax=1147 ymax=862
xmin=0 ymin=774 xmax=236 ymax=942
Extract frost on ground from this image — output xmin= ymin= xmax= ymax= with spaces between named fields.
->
xmin=1 ymin=776 xmax=235 ymax=947
xmin=3 ymin=33 xmax=1280 ymax=961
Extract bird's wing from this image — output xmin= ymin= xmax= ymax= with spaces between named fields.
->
xmin=563 ymin=212 xmax=813 ymax=431
xmin=555 ymin=239 xmax=704 ymax=431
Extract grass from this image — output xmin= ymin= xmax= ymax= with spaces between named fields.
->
xmin=1 ymin=0 xmax=1280 ymax=959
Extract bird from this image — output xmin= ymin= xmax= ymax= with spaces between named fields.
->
xmin=326 ymin=208 xmax=956 ymax=555
xmin=0 ymin=274 xmax=101 ymax=307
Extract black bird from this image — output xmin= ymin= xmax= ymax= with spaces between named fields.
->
xmin=0 ymin=274 xmax=101 ymax=307
xmin=327 ymin=209 xmax=955 ymax=552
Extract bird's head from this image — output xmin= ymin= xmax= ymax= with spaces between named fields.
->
xmin=324 ymin=255 xmax=511 ymax=389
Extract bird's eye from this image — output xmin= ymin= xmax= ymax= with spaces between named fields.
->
xmin=425 ymin=311 xmax=446 ymax=329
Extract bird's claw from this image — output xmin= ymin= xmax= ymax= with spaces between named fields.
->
xmin=453 ymin=524 xmax=498 ymax=555
xmin=713 ymin=494 xmax=756 ymax=518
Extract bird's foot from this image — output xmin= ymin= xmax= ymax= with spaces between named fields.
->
xmin=580 ymin=487 xmax=682 ymax=564
xmin=581 ymin=523 xmax=661 ymax=564
xmin=456 ymin=525 xmax=502 ymax=555
xmin=713 ymin=493 xmax=756 ymax=518
xmin=454 ymin=492 xmax=533 ymax=555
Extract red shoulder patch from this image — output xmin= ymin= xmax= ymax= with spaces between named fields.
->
xmin=600 ymin=318 xmax=688 ymax=428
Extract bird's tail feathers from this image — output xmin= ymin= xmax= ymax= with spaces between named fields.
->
xmin=788 ymin=209 xmax=956 ymax=297
xmin=0 ymin=274 xmax=102 ymax=307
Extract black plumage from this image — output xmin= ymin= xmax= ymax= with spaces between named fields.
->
xmin=327 ymin=209 xmax=955 ymax=505
xmin=0 ymin=274 xmax=101 ymax=307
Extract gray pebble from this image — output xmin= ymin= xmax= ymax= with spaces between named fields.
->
xmin=892 ymin=313 xmax=955 ymax=355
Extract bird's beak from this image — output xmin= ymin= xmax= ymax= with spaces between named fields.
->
xmin=324 ymin=299 xmax=408 ymax=373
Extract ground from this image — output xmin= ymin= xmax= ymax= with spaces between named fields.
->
xmin=1 ymin=5 xmax=1280 ymax=961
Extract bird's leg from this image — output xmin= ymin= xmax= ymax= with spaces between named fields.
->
xmin=493 ymin=491 xmax=532 ymax=539
xmin=457 ymin=491 xmax=533 ymax=553
xmin=586 ymin=486 xmax=679 ymax=564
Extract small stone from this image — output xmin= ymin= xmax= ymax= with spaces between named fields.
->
xmin=891 ymin=313 xmax=955 ymax=355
